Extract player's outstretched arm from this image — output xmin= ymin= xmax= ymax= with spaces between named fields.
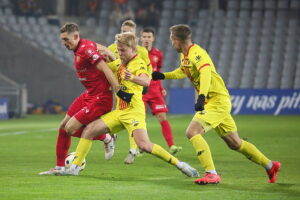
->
xmin=124 ymin=70 xmax=150 ymax=87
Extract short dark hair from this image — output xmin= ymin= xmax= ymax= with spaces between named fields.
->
xmin=141 ymin=27 xmax=156 ymax=36
xmin=169 ymin=24 xmax=192 ymax=41
xmin=60 ymin=23 xmax=79 ymax=33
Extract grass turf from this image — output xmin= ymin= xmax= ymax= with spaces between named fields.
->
xmin=0 ymin=114 xmax=299 ymax=200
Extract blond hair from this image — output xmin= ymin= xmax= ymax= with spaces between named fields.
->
xmin=121 ymin=20 xmax=136 ymax=29
xmin=115 ymin=32 xmax=138 ymax=49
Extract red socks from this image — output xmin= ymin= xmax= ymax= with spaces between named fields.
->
xmin=160 ymin=120 xmax=174 ymax=147
xmin=56 ymin=128 xmax=71 ymax=166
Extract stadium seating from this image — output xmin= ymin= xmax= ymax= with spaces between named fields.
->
xmin=0 ymin=0 xmax=299 ymax=89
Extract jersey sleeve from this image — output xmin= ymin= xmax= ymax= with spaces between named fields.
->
xmin=164 ymin=67 xmax=187 ymax=79
xmin=84 ymin=47 xmax=103 ymax=65
xmin=135 ymin=62 xmax=149 ymax=77
xmin=191 ymin=49 xmax=212 ymax=96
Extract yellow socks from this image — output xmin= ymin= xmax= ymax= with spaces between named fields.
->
xmin=237 ymin=140 xmax=270 ymax=167
xmin=190 ymin=134 xmax=216 ymax=171
xmin=129 ymin=133 xmax=138 ymax=153
xmin=73 ymin=138 xmax=93 ymax=166
xmin=151 ymin=144 xmax=179 ymax=165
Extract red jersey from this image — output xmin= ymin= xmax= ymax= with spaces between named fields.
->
xmin=74 ymin=38 xmax=111 ymax=97
xmin=146 ymin=47 xmax=163 ymax=96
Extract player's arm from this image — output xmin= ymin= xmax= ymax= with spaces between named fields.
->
xmin=152 ymin=67 xmax=187 ymax=80
xmin=124 ymin=70 xmax=150 ymax=87
xmin=194 ymin=53 xmax=212 ymax=112
xmin=97 ymin=61 xmax=133 ymax=103
xmin=96 ymin=60 xmax=120 ymax=91
xmin=96 ymin=43 xmax=116 ymax=62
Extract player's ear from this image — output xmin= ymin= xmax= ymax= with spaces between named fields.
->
xmin=74 ymin=32 xmax=79 ymax=40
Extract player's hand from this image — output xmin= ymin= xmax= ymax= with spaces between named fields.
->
xmin=161 ymin=88 xmax=167 ymax=96
xmin=195 ymin=94 xmax=205 ymax=112
xmin=142 ymin=87 xmax=148 ymax=95
xmin=124 ymin=69 xmax=134 ymax=81
xmin=117 ymin=90 xmax=134 ymax=103
xmin=152 ymin=71 xmax=165 ymax=80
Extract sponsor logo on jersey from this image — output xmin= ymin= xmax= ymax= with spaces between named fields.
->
xmin=153 ymin=56 xmax=158 ymax=63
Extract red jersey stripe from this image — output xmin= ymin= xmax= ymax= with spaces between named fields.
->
xmin=198 ymin=64 xmax=210 ymax=71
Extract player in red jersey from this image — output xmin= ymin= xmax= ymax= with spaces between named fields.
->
xmin=39 ymin=23 xmax=133 ymax=175
xmin=141 ymin=27 xmax=182 ymax=155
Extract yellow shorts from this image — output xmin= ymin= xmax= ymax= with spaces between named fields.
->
xmin=101 ymin=109 xmax=147 ymax=135
xmin=193 ymin=94 xmax=237 ymax=137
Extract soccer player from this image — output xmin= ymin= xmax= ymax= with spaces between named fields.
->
xmin=152 ymin=24 xmax=281 ymax=184
xmin=60 ymin=32 xmax=199 ymax=178
xmin=39 ymin=23 xmax=132 ymax=175
xmin=108 ymin=20 xmax=153 ymax=164
xmin=140 ymin=27 xmax=182 ymax=155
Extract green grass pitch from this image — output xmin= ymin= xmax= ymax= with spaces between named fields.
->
xmin=0 ymin=114 xmax=299 ymax=200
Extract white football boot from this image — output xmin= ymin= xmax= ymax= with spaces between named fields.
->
xmin=176 ymin=162 xmax=200 ymax=177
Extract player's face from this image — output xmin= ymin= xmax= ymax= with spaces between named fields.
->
xmin=117 ymin=42 xmax=136 ymax=63
xmin=121 ymin=25 xmax=135 ymax=34
xmin=170 ymin=32 xmax=182 ymax=53
xmin=141 ymin=32 xmax=154 ymax=49
xmin=60 ymin=32 xmax=78 ymax=50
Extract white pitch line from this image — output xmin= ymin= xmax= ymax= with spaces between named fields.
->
xmin=0 ymin=128 xmax=57 ymax=136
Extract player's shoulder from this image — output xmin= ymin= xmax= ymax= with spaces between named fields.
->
xmin=190 ymin=44 xmax=206 ymax=55
xmin=129 ymin=56 xmax=146 ymax=69
xmin=108 ymin=43 xmax=116 ymax=50
xmin=77 ymin=39 xmax=97 ymax=54
xmin=151 ymin=47 xmax=162 ymax=55
xmin=137 ymin=45 xmax=148 ymax=54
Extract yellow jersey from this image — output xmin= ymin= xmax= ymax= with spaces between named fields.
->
xmin=108 ymin=43 xmax=152 ymax=75
xmin=164 ymin=44 xmax=229 ymax=98
xmin=108 ymin=55 xmax=149 ymax=112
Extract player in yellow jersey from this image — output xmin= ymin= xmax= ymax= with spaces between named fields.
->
xmin=152 ymin=24 xmax=281 ymax=184
xmin=107 ymin=19 xmax=152 ymax=164
xmin=60 ymin=32 xmax=199 ymax=178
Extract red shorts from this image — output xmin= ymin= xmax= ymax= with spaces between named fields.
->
xmin=67 ymin=92 xmax=113 ymax=125
xmin=143 ymin=94 xmax=168 ymax=115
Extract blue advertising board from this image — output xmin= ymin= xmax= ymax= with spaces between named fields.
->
xmin=168 ymin=88 xmax=300 ymax=115
xmin=0 ymin=98 xmax=8 ymax=119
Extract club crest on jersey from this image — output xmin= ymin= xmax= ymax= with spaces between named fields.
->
xmin=132 ymin=120 xmax=139 ymax=127
xmin=153 ymin=56 xmax=158 ymax=63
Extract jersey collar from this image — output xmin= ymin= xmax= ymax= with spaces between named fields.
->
xmin=184 ymin=43 xmax=194 ymax=57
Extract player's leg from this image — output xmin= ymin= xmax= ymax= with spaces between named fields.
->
xmin=132 ymin=129 xmax=199 ymax=177
xmin=124 ymin=132 xmax=139 ymax=164
xmin=62 ymin=118 xmax=111 ymax=175
xmin=186 ymin=119 xmax=221 ymax=184
xmin=220 ymin=122 xmax=281 ymax=183
xmin=155 ymin=112 xmax=182 ymax=155
xmin=39 ymin=114 xmax=72 ymax=175
xmin=69 ymin=98 xmax=114 ymax=160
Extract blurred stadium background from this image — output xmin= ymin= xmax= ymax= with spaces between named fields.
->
xmin=0 ymin=0 xmax=299 ymax=118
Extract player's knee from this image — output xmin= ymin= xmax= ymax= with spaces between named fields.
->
xmin=137 ymin=142 xmax=152 ymax=153
xmin=185 ymin=128 xmax=204 ymax=139
xmin=156 ymin=112 xmax=167 ymax=122
xmin=227 ymin=140 xmax=241 ymax=150
xmin=65 ymin=124 xmax=76 ymax=136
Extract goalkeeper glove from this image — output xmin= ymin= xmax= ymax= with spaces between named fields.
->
xmin=117 ymin=90 xmax=133 ymax=103
xmin=152 ymin=71 xmax=165 ymax=80
xmin=195 ymin=94 xmax=205 ymax=112
xmin=142 ymin=87 xmax=148 ymax=95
